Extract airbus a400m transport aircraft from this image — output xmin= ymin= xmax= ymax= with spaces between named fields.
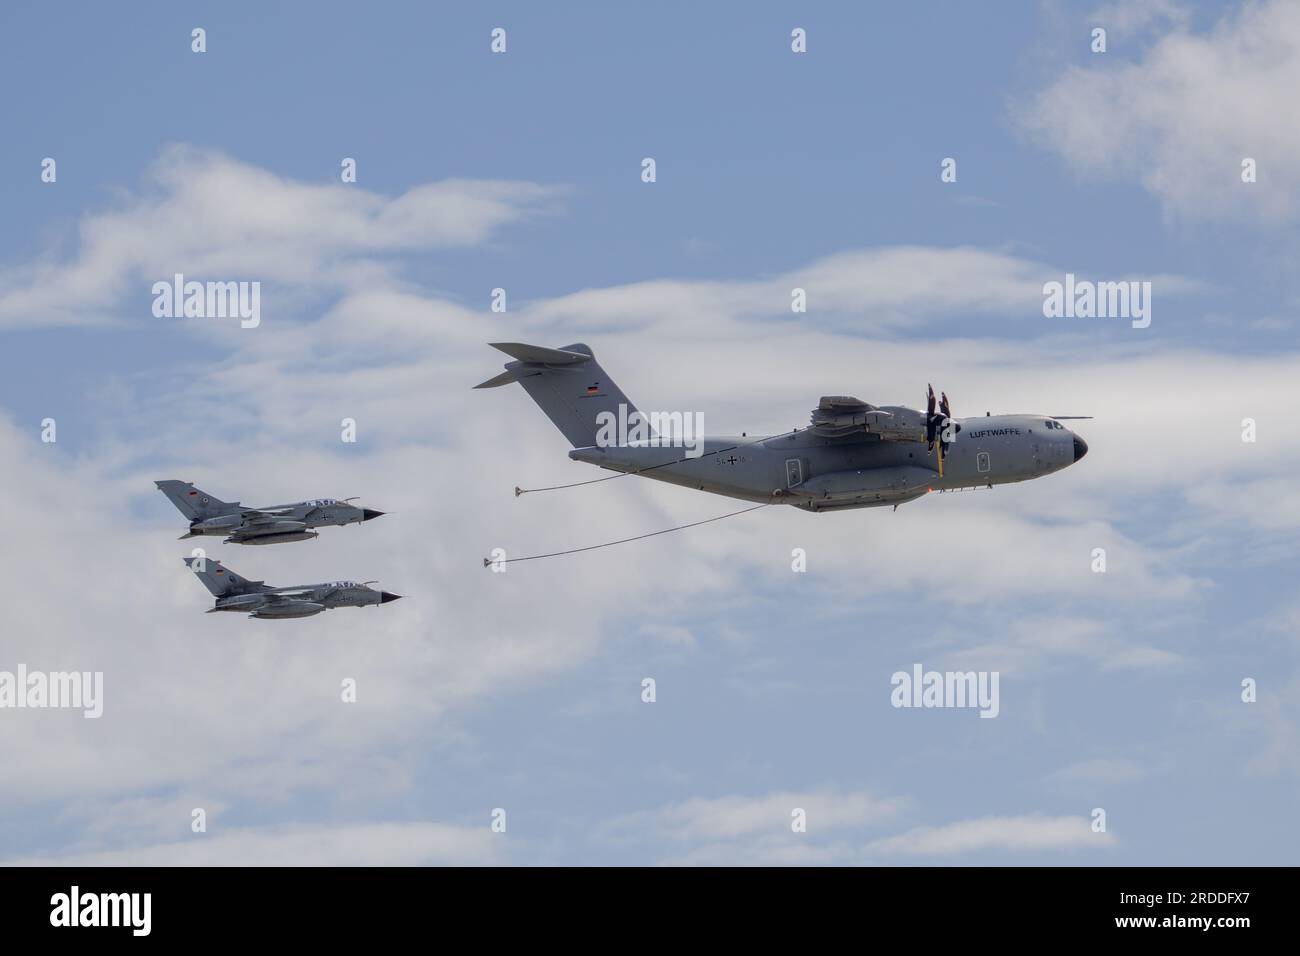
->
xmin=476 ymin=342 xmax=1089 ymax=512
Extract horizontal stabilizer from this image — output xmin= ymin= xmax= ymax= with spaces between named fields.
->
xmin=474 ymin=370 xmax=522 ymax=389
xmin=488 ymin=342 xmax=591 ymax=365
xmin=475 ymin=341 xmax=634 ymax=448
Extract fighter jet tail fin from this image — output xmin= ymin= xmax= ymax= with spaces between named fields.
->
xmin=155 ymin=480 xmax=238 ymax=521
xmin=183 ymin=556 xmax=265 ymax=597
xmin=476 ymin=342 xmax=642 ymax=449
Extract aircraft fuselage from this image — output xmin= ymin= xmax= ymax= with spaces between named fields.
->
xmin=569 ymin=414 xmax=1087 ymax=512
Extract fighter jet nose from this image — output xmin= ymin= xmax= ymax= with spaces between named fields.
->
xmin=380 ymin=591 xmax=401 ymax=603
xmin=1073 ymin=434 xmax=1089 ymax=462
xmin=362 ymin=509 xmax=385 ymax=522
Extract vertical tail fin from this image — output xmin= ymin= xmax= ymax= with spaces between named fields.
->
xmin=473 ymin=342 xmax=640 ymax=448
xmin=182 ymin=555 xmax=265 ymax=597
xmin=155 ymin=480 xmax=238 ymax=521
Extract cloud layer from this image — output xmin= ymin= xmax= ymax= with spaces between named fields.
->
xmin=1017 ymin=0 xmax=1300 ymax=222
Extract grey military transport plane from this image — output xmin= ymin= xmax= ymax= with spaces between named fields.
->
xmin=155 ymin=480 xmax=385 ymax=544
xmin=183 ymin=556 xmax=401 ymax=619
xmin=476 ymin=343 xmax=1089 ymax=512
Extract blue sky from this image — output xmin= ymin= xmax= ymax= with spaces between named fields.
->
xmin=1 ymin=0 xmax=1298 ymax=864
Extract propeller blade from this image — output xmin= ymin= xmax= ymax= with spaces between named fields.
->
xmin=940 ymin=391 xmax=953 ymax=457
xmin=925 ymin=384 xmax=937 ymax=447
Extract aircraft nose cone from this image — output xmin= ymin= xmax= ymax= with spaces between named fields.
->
xmin=1073 ymin=434 xmax=1089 ymax=462
xmin=380 ymin=591 xmax=402 ymax=603
xmin=362 ymin=509 xmax=385 ymax=522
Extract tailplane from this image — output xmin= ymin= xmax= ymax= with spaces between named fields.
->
xmin=474 ymin=342 xmax=641 ymax=448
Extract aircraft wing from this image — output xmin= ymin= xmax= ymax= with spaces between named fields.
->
xmin=261 ymin=588 xmax=324 ymax=604
xmin=809 ymin=396 xmax=924 ymax=443
xmin=258 ymin=590 xmax=319 ymax=606
xmin=240 ymin=514 xmax=307 ymax=529
xmin=241 ymin=508 xmax=296 ymax=519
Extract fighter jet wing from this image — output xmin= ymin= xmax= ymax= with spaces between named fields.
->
xmin=225 ymin=513 xmax=310 ymax=542
xmin=252 ymin=593 xmax=324 ymax=613
xmin=261 ymin=588 xmax=324 ymax=604
xmin=240 ymin=508 xmax=296 ymax=520
xmin=242 ymin=512 xmax=309 ymax=531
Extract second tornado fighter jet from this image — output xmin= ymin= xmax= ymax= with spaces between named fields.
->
xmin=183 ymin=556 xmax=402 ymax=619
xmin=155 ymin=480 xmax=385 ymax=545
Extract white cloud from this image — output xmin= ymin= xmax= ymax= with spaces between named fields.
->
xmin=602 ymin=788 xmax=906 ymax=843
xmin=598 ymin=788 xmax=907 ymax=866
xmin=940 ymin=615 xmax=1184 ymax=677
xmin=527 ymin=244 xmax=1199 ymax=337
xmin=1090 ymin=0 xmax=1189 ymax=37
xmin=0 ymin=144 xmax=564 ymax=329
xmin=2 ymin=822 xmax=500 ymax=866
xmin=1049 ymin=757 xmax=1149 ymax=785
xmin=867 ymin=814 xmax=1115 ymax=856
xmin=596 ymin=793 xmax=1114 ymax=864
xmin=1017 ymin=0 xmax=1300 ymax=221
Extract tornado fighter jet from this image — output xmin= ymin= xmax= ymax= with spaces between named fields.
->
xmin=155 ymin=480 xmax=385 ymax=545
xmin=476 ymin=342 xmax=1089 ymax=513
xmin=183 ymin=556 xmax=401 ymax=619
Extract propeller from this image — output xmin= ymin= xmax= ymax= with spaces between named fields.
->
xmin=925 ymin=385 xmax=955 ymax=478
xmin=925 ymin=385 xmax=938 ymax=449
